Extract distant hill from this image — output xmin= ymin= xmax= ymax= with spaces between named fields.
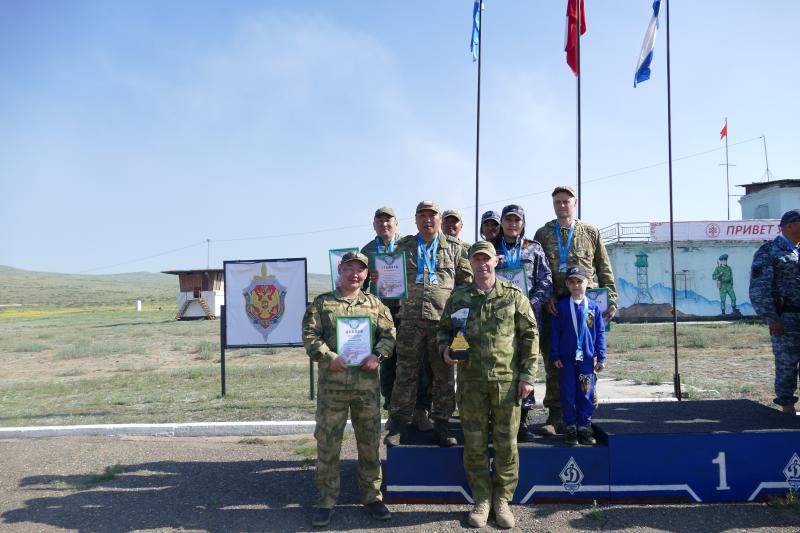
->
xmin=0 ymin=265 xmax=333 ymax=310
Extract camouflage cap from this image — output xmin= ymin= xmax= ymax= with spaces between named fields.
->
xmin=552 ymin=185 xmax=577 ymax=197
xmin=442 ymin=209 xmax=463 ymax=221
xmin=565 ymin=265 xmax=589 ymax=280
xmin=780 ymin=209 xmax=800 ymax=226
xmin=339 ymin=251 xmax=369 ymax=268
xmin=374 ymin=206 xmax=396 ymax=218
xmin=481 ymin=210 xmax=501 ymax=224
xmin=415 ymin=200 xmax=441 ymax=214
xmin=468 ymin=240 xmax=497 ymax=259
xmin=719 ymin=254 xmax=729 ymax=261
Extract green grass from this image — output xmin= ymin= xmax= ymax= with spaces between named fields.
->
xmin=11 ymin=341 xmax=48 ymax=352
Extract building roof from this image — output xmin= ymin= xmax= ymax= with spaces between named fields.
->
xmin=161 ymin=269 xmax=224 ymax=275
xmin=737 ymin=178 xmax=799 ymax=195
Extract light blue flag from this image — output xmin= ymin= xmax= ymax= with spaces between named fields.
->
xmin=634 ymin=0 xmax=661 ymax=87
xmin=471 ymin=0 xmax=481 ymax=62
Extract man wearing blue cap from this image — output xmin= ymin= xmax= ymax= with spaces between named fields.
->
xmin=480 ymin=210 xmax=501 ymax=242
xmin=750 ymin=209 xmax=800 ymax=415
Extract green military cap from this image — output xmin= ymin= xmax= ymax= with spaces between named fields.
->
xmin=719 ymin=254 xmax=729 ymax=260
xmin=340 ymin=251 xmax=369 ymax=268
xmin=416 ymin=200 xmax=441 ymax=214
xmin=374 ymin=206 xmax=396 ymax=218
xmin=552 ymin=185 xmax=577 ymax=197
xmin=468 ymin=240 xmax=497 ymax=259
xmin=442 ymin=209 xmax=463 ymax=221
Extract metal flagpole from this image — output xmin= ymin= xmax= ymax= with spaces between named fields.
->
xmin=474 ymin=1 xmax=484 ymax=242
xmin=724 ymin=117 xmax=730 ymax=220
xmin=665 ymin=0 xmax=682 ymax=400
xmin=576 ymin=0 xmax=582 ymax=219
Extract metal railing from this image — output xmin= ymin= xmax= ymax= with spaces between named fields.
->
xmin=600 ymin=222 xmax=652 ymax=244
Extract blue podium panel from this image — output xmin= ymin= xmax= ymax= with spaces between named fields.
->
xmin=384 ymin=443 xmax=610 ymax=504
xmin=608 ymin=432 xmax=800 ymax=503
xmin=515 ymin=446 xmax=609 ymax=504
xmin=385 ymin=446 xmax=470 ymax=503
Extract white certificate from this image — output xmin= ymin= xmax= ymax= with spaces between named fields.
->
xmin=329 ymin=248 xmax=359 ymax=290
xmin=336 ymin=316 xmax=373 ymax=366
xmin=497 ymin=267 xmax=528 ymax=295
xmin=372 ymin=252 xmax=408 ymax=299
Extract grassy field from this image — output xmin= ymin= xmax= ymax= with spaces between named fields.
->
xmin=0 ymin=266 xmax=778 ymax=427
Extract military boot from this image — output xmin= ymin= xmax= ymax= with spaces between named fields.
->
xmin=493 ymin=498 xmax=515 ymax=529
xmin=537 ymin=407 xmax=562 ymax=436
xmin=411 ymin=407 xmax=434 ymax=432
xmin=517 ymin=408 xmax=536 ymax=443
xmin=467 ymin=499 xmax=490 ymax=528
xmin=564 ymin=426 xmax=578 ymax=446
xmin=782 ymin=404 xmax=797 ymax=415
xmin=433 ymin=418 xmax=457 ymax=447
xmin=383 ymin=417 xmax=407 ymax=448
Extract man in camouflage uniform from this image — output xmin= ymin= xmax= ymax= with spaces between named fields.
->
xmin=712 ymin=253 xmax=737 ymax=315
xmin=360 ymin=206 xmax=433 ymax=431
xmin=533 ymin=185 xmax=617 ymax=435
xmin=302 ymin=251 xmax=396 ymax=526
xmin=443 ymin=209 xmax=472 ymax=249
xmin=438 ymin=241 xmax=538 ymax=529
xmin=749 ymin=209 xmax=800 ymax=416
xmin=382 ymin=200 xmax=473 ymax=447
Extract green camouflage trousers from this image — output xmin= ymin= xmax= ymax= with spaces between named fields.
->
xmin=538 ymin=314 xmax=561 ymax=410
xmin=314 ymin=386 xmax=382 ymax=508
xmin=390 ymin=318 xmax=455 ymax=422
xmin=457 ymin=380 xmax=521 ymax=501
xmin=719 ymin=285 xmax=736 ymax=309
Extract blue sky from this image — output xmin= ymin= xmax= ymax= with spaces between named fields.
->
xmin=1 ymin=1 xmax=797 ymax=275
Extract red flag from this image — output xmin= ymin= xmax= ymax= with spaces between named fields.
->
xmin=719 ymin=120 xmax=728 ymax=140
xmin=566 ymin=0 xmax=587 ymax=76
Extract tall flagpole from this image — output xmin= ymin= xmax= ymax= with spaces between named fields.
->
xmin=474 ymin=1 xmax=483 ymax=242
xmin=665 ymin=0 xmax=682 ymax=401
xmin=575 ymin=0 xmax=582 ymax=219
xmin=724 ymin=117 xmax=730 ymax=219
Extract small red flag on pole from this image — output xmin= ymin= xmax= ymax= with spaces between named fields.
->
xmin=720 ymin=119 xmax=728 ymax=140
xmin=566 ymin=0 xmax=587 ymax=76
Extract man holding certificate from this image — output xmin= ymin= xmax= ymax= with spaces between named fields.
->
xmin=302 ymin=251 xmax=396 ymax=527
xmin=533 ymin=185 xmax=618 ymax=436
xmin=438 ymin=241 xmax=538 ymax=529
xmin=382 ymin=200 xmax=473 ymax=448
xmin=493 ymin=204 xmax=552 ymax=442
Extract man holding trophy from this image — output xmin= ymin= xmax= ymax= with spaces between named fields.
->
xmin=438 ymin=241 xmax=538 ymax=529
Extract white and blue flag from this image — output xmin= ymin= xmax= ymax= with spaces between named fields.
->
xmin=634 ymin=0 xmax=661 ymax=87
xmin=470 ymin=0 xmax=481 ymax=62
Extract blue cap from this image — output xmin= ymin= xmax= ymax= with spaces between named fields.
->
xmin=501 ymin=204 xmax=525 ymax=221
xmin=780 ymin=209 xmax=800 ymax=226
xmin=481 ymin=210 xmax=501 ymax=224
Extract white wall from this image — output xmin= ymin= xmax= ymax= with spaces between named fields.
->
xmin=740 ymin=186 xmax=800 ymax=220
xmin=177 ymin=290 xmax=224 ymax=318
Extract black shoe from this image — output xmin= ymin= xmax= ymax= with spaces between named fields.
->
xmin=517 ymin=424 xmax=536 ymax=443
xmin=578 ymin=427 xmax=596 ymax=445
xmin=564 ymin=426 xmax=578 ymax=446
xmin=383 ymin=417 xmax=406 ymax=448
xmin=312 ymin=507 xmax=332 ymax=527
xmin=365 ymin=500 xmax=391 ymax=521
xmin=433 ymin=418 xmax=457 ymax=447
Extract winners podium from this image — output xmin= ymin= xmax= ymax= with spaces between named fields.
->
xmin=385 ymin=400 xmax=800 ymax=504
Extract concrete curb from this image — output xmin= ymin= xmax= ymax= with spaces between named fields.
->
xmin=0 ymin=398 xmax=679 ymax=439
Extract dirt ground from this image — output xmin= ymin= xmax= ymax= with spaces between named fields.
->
xmin=0 ymin=435 xmax=798 ymax=533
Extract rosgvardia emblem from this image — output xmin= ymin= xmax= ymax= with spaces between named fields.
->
xmin=243 ymin=264 xmax=287 ymax=341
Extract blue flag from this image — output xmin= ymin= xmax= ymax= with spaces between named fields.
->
xmin=634 ymin=0 xmax=661 ymax=87
xmin=471 ymin=0 xmax=481 ymax=62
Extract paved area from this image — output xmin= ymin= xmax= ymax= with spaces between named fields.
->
xmin=0 ymin=435 xmax=798 ymax=532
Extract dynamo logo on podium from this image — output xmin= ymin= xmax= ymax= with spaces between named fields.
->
xmin=560 ymin=457 xmax=584 ymax=494
xmin=784 ymin=453 xmax=800 ymax=492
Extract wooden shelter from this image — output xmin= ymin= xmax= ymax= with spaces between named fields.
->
xmin=162 ymin=268 xmax=224 ymax=320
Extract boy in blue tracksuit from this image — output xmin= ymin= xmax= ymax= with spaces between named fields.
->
xmin=550 ymin=265 xmax=606 ymax=445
